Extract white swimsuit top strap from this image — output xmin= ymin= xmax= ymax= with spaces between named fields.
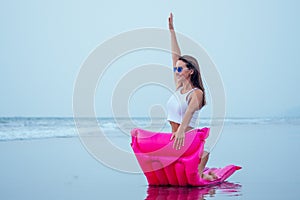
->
xmin=185 ymin=88 xmax=199 ymax=102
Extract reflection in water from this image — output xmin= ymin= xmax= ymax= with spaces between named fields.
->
xmin=145 ymin=182 xmax=242 ymax=200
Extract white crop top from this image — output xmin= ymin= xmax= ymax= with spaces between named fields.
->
xmin=166 ymin=87 xmax=200 ymax=128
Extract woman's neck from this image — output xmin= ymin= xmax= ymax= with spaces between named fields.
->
xmin=181 ymin=81 xmax=193 ymax=93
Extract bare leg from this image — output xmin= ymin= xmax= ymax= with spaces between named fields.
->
xmin=198 ymin=151 xmax=209 ymax=175
xmin=198 ymin=151 xmax=217 ymax=181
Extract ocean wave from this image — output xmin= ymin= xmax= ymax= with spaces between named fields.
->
xmin=0 ymin=117 xmax=299 ymax=141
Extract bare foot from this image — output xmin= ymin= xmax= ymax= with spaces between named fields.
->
xmin=201 ymin=173 xmax=214 ymax=181
xmin=208 ymin=171 xmax=218 ymax=180
xmin=202 ymin=171 xmax=218 ymax=181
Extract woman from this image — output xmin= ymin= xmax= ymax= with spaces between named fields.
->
xmin=167 ymin=13 xmax=217 ymax=181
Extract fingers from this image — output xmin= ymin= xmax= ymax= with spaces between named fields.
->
xmin=180 ymin=137 xmax=184 ymax=147
xmin=168 ymin=18 xmax=172 ymax=25
xmin=168 ymin=13 xmax=174 ymax=30
xmin=173 ymin=138 xmax=181 ymax=150
xmin=170 ymin=133 xmax=175 ymax=141
xmin=172 ymin=138 xmax=177 ymax=149
xmin=172 ymin=137 xmax=184 ymax=150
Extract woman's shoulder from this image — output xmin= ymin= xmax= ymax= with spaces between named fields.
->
xmin=189 ymin=88 xmax=203 ymax=99
xmin=193 ymin=88 xmax=203 ymax=96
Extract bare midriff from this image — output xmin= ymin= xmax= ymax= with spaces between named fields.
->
xmin=169 ymin=121 xmax=193 ymax=132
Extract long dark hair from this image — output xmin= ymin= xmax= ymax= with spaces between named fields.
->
xmin=178 ymin=55 xmax=206 ymax=107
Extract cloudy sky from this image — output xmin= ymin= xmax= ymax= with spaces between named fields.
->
xmin=1 ymin=0 xmax=299 ymax=118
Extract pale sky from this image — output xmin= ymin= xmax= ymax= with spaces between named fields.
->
xmin=1 ymin=0 xmax=299 ymax=118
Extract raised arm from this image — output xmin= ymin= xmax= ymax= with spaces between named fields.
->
xmin=168 ymin=13 xmax=182 ymax=89
xmin=169 ymin=13 xmax=181 ymax=66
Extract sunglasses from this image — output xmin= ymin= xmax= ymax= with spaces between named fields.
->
xmin=173 ymin=66 xmax=187 ymax=73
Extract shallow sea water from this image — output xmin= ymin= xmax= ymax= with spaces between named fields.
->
xmin=0 ymin=118 xmax=299 ymax=199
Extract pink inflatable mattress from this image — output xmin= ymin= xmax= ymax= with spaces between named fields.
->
xmin=131 ymin=127 xmax=241 ymax=186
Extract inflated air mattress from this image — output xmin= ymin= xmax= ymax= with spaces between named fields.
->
xmin=131 ymin=127 xmax=241 ymax=186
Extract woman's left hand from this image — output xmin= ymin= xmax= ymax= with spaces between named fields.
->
xmin=170 ymin=129 xmax=185 ymax=150
xmin=168 ymin=12 xmax=174 ymax=30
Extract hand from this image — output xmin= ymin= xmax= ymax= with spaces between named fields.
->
xmin=168 ymin=12 xmax=174 ymax=30
xmin=170 ymin=128 xmax=185 ymax=150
